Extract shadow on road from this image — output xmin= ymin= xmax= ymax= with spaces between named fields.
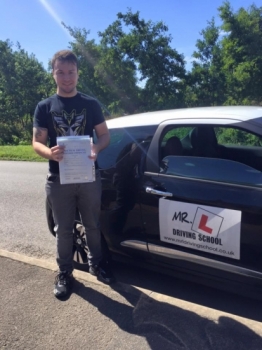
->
xmin=77 ymin=260 xmax=262 ymax=323
xmin=113 ymin=261 xmax=262 ymax=321
xmin=71 ymin=278 xmax=262 ymax=350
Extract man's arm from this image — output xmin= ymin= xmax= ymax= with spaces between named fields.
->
xmin=90 ymin=121 xmax=110 ymax=160
xmin=32 ymin=127 xmax=64 ymax=162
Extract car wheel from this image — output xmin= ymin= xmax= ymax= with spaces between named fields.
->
xmin=73 ymin=220 xmax=90 ymax=272
xmin=72 ymin=221 xmax=111 ymax=271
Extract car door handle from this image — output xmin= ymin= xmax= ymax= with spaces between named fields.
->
xmin=146 ymin=187 xmax=173 ymax=197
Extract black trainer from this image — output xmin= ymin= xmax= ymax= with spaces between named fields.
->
xmin=54 ymin=270 xmax=73 ymax=298
xmin=89 ymin=261 xmax=115 ymax=284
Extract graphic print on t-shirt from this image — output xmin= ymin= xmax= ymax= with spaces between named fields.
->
xmin=52 ymin=109 xmax=86 ymax=136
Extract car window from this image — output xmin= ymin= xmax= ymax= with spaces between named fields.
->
xmin=161 ymin=156 xmax=262 ymax=187
xmin=160 ymin=125 xmax=262 ymax=187
xmin=162 ymin=127 xmax=193 ymax=141
xmin=96 ymin=125 xmax=157 ymax=169
xmin=215 ymin=127 xmax=262 ymax=147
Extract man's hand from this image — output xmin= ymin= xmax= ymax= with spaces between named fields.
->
xmin=89 ymin=143 xmax=99 ymax=161
xmin=51 ymin=145 xmax=65 ymax=162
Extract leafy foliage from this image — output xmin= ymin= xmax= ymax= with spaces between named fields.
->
xmin=98 ymin=10 xmax=186 ymax=111
xmin=219 ymin=2 xmax=262 ymax=105
xmin=188 ymin=18 xmax=226 ymax=106
xmin=188 ymin=2 xmax=262 ymax=107
xmin=1 ymin=3 xmax=262 ymax=145
xmin=0 ymin=40 xmax=54 ymax=144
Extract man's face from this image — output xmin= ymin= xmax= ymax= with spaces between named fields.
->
xmin=52 ymin=60 xmax=79 ymax=97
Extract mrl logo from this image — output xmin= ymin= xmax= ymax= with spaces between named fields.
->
xmin=172 ymin=207 xmax=224 ymax=245
xmin=172 ymin=211 xmax=190 ymax=223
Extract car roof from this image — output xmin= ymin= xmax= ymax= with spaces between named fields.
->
xmin=106 ymin=106 xmax=262 ymax=128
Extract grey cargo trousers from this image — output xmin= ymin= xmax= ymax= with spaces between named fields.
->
xmin=46 ymin=170 xmax=102 ymax=272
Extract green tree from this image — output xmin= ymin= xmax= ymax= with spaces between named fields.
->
xmin=63 ymin=24 xmax=139 ymax=116
xmin=219 ymin=2 xmax=262 ymax=105
xmin=94 ymin=47 xmax=140 ymax=115
xmin=98 ymin=10 xmax=186 ymax=111
xmin=188 ymin=18 xmax=226 ymax=107
xmin=0 ymin=40 xmax=53 ymax=144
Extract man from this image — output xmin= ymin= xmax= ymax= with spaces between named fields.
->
xmin=33 ymin=49 xmax=114 ymax=298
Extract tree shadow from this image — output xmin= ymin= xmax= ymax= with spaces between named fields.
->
xmin=71 ymin=279 xmax=262 ymax=350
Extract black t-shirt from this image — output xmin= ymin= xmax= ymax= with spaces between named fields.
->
xmin=33 ymin=92 xmax=105 ymax=174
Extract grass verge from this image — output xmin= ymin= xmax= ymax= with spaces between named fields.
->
xmin=0 ymin=145 xmax=47 ymax=162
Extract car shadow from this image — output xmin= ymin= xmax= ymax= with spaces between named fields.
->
xmin=71 ymin=278 xmax=262 ymax=350
xmin=107 ymin=261 xmax=262 ymax=323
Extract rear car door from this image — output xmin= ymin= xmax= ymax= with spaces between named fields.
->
xmin=140 ymin=119 xmax=262 ymax=285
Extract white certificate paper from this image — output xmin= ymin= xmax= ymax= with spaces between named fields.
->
xmin=57 ymin=136 xmax=95 ymax=184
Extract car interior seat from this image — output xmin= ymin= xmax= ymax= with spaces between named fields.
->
xmin=162 ymin=136 xmax=183 ymax=158
xmin=190 ymin=126 xmax=219 ymax=158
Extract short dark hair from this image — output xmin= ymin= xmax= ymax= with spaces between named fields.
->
xmin=51 ymin=50 xmax=78 ymax=70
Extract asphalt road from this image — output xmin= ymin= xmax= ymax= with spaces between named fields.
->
xmin=0 ymin=160 xmax=55 ymax=259
xmin=0 ymin=160 xmax=262 ymax=349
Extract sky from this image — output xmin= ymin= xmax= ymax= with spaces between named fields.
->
xmin=0 ymin=0 xmax=255 ymax=71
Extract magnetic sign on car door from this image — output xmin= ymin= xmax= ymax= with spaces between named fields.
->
xmin=159 ymin=199 xmax=241 ymax=260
